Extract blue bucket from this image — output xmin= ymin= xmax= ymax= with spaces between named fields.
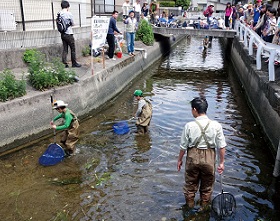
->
xmin=113 ymin=121 xmax=130 ymax=135
xmin=39 ymin=143 xmax=65 ymax=166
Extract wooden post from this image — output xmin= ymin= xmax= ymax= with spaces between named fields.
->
xmin=102 ymin=46 xmax=105 ymax=69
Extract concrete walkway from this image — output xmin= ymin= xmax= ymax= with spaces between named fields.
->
xmin=11 ymin=39 xmax=148 ymax=99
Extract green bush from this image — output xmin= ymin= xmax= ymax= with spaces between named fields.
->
xmin=0 ymin=69 xmax=26 ymax=102
xmin=25 ymin=49 xmax=76 ymax=90
xmin=136 ymin=20 xmax=154 ymax=46
xmin=23 ymin=49 xmax=38 ymax=63
xmin=160 ymin=1 xmax=176 ymax=7
xmin=82 ymin=45 xmax=91 ymax=56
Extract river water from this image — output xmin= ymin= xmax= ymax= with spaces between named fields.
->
xmin=0 ymin=37 xmax=279 ymax=221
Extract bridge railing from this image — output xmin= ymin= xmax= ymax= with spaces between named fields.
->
xmin=235 ymin=21 xmax=280 ymax=81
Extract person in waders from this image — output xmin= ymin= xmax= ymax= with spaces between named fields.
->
xmin=50 ymin=100 xmax=79 ymax=156
xmin=177 ymin=97 xmax=226 ymax=213
xmin=134 ymin=90 xmax=153 ymax=134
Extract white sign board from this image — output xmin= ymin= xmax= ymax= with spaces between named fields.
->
xmin=91 ymin=16 xmax=110 ymax=50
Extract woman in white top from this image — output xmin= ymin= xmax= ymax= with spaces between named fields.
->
xmin=133 ymin=0 xmax=141 ymax=22
xmin=124 ymin=10 xmax=137 ymax=56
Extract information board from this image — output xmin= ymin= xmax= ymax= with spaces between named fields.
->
xmin=91 ymin=16 xmax=110 ymax=50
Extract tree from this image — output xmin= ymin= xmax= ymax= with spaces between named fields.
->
xmin=175 ymin=0 xmax=191 ymax=9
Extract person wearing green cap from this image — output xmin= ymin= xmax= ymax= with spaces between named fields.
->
xmin=50 ymin=100 xmax=79 ymax=156
xmin=133 ymin=90 xmax=153 ymax=134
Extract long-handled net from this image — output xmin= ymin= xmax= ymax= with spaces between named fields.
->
xmin=212 ymin=174 xmax=236 ymax=218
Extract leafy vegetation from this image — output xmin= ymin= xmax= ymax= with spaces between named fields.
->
xmin=159 ymin=1 xmax=176 ymax=7
xmin=0 ymin=69 xmax=26 ymax=102
xmin=23 ymin=49 xmax=76 ymax=90
xmin=175 ymin=0 xmax=191 ymax=9
xmin=136 ymin=20 xmax=154 ymax=46
xmin=82 ymin=45 xmax=91 ymax=56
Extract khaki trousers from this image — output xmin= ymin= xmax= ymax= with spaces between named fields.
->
xmin=60 ymin=120 xmax=79 ymax=152
xmin=184 ymin=148 xmax=216 ymax=207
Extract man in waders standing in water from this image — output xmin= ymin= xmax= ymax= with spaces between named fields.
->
xmin=177 ymin=97 xmax=226 ymax=212
xmin=51 ymin=100 xmax=79 ymax=156
xmin=134 ymin=90 xmax=153 ymax=134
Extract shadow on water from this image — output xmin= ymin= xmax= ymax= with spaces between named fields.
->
xmin=0 ymin=37 xmax=280 ymax=221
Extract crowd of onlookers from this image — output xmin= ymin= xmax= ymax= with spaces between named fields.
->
xmin=120 ymin=0 xmax=280 ymax=49
xmin=122 ymin=0 xmax=187 ymax=27
xmin=223 ymin=0 xmax=280 ymax=46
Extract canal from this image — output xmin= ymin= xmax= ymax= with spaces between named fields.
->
xmin=0 ymin=37 xmax=279 ymax=221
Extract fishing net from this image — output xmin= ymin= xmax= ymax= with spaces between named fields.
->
xmin=212 ymin=190 xmax=236 ymax=218
xmin=113 ymin=121 xmax=130 ymax=135
xmin=39 ymin=143 xmax=65 ymax=166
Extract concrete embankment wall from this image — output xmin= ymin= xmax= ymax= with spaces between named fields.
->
xmin=0 ymin=27 xmax=91 ymax=70
xmin=229 ymin=37 xmax=280 ymax=153
xmin=0 ymin=32 xmax=184 ymax=154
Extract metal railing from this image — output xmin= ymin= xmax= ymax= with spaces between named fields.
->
xmin=235 ymin=21 xmax=280 ymax=82
xmin=0 ymin=0 xmax=119 ymax=32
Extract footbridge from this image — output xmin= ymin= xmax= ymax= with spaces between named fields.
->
xmin=153 ymin=27 xmax=236 ymax=38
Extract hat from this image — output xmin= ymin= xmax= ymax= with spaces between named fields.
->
xmin=129 ymin=10 xmax=135 ymax=14
xmin=53 ymin=100 xmax=68 ymax=109
xmin=134 ymin=90 xmax=143 ymax=96
xmin=257 ymin=0 xmax=262 ymax=2
xmin=209 ymin=4 xmax=214 ymax=7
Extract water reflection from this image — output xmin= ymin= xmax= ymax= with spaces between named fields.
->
xmin=0 ymin=37 xmax=278 ymax=221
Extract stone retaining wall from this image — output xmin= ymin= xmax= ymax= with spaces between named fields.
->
xmin=230 ymin=37 xmax=280 ymax=153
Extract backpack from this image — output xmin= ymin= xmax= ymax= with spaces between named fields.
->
xmin=203 ymin=9 xmax=209 ymax=17
xmin=56 ymin=12 xmax=69 ymax=33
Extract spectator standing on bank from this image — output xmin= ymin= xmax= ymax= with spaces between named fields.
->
xmin=177 ymin=97 xmax=226 ymax=211
xmin=133 ymin=0 xmax=141 ymax=22
xmin=107 ymin=11 xmax=122 ymax=60
xmin=122 ymin=0 xmax=131 ymax=19
xmin=124 ymin=10 xmax=137 ymax=56
xmin=231 ymin=5 xmax=237 ymax=29
xmin=244 ymin=4 xmax=254 ymax=27
xmin=261 ymin=7 xmax=276 ymax=43
xmin=254 ymin=4 xmax=272 ymax=36
xmin=149 ymin=0 xmax=158 ymax=24
xmin=140 ymin=13 xmax=149 ymax=22
xmin=203 ymin=4 xmax=214 ymax=25
xmin=236 ymin=6 xmax=244 ymax=21
xmin=224 ymin=2 xmax=233 ymax=30
xmin=141 ymin=2 xmax=149 ymax=17
xmin=50 ymin=100 xmax=79 ymax=156
xmin=59 ymin=1 xmax=81 ymax=68
xmin=272 ymin=8 xmax=280 ymax=46
xmin=253 ymin=0 xmax=263 ymax=27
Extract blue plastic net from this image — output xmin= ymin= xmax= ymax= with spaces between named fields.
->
xmin=39 ymin=143 xmax=65 ymax=166
xmin=113 ymin=121 xmax=130 ymax=135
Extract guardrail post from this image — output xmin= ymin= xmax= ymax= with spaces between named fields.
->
xmin=244 ymin=28 xmax=248 ymax=48
xmin=249 ymin=36 xmax=255 ymax=55
xmin=256 ymin=44 xmax=263 ymax=70
xmin=239 ymin=26 xmax=243 ymax=40
xmin=269 ymin=49 xmax=276 ymax=81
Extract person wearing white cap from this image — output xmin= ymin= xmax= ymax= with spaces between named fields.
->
xmin=50 ymin=100 xmax=79 ymax=156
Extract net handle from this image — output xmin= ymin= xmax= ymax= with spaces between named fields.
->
xmin=218 ymin=149 xmax=224 ymax=193
xmin=51 ymin=95 xmax=56 ymax=144
xmin=220 ymin=173 xmax=224 ymax=194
